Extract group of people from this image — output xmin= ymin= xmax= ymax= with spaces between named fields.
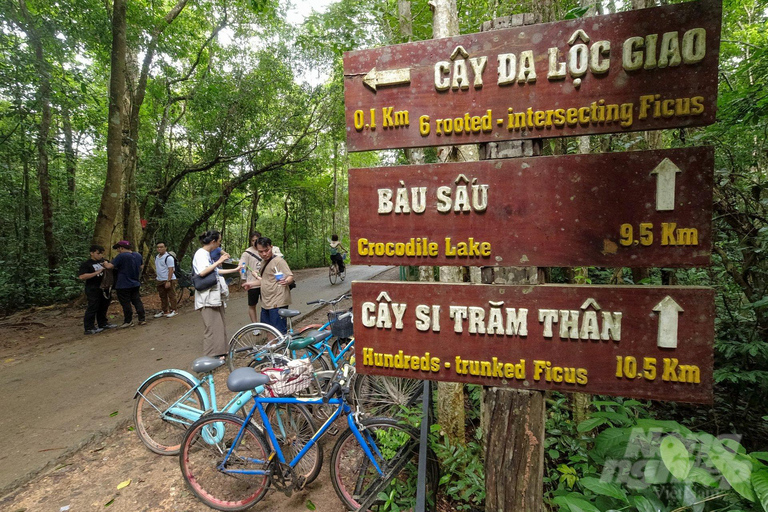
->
xmin=79 ymin=230 xmax=345 ymax=360
xmin=192 ymin=230 xmax=294 ymax=357
xmin=78 ymin=240 xmax=178 ymax=335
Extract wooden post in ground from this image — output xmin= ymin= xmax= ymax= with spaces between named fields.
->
xmin=478 ymin=13 xmax=546 ymax=512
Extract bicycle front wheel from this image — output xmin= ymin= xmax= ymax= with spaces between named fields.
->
xmin=180 ymin=413 xmax=270 ymax=511
xmin=265 ymin=403 xmax=323 ymax=485
xmin=133 ymin=373 xmax=205 ymax=455
xmin=353 ymin=375 xmax=424 ymax=418
xmin=330 ymin=417 xmax=438 ymax=511
xmin=227 ymin=322 xmax=285 ymax=372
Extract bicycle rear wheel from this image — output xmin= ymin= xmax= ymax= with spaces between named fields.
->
xmin=227 ymin=323 xmax=285 ymax=372
xmin=353 ymin=374 xmax=424 ymax=418
xmin=330 ymin=417 xmax=438 ymax=511
xmin=133 ymin=373 xmax=205 ymax=455
xmin=180 ymin=413 xmax=270 ymax=511
xmin=329 ymin=265 xmax=338 ymax=285
xmin=265 ymin=403 xmax=322 ymax=485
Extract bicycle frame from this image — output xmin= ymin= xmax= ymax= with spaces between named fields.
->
xmin=212 ymin=395 xmax=384 ymax=478
xmin=135 ymin=369 xmax=259 ymax=427
xmin=319 ymin=336 xmax=355 ymax=369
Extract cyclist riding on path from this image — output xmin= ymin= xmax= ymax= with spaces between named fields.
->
xmin=330 ymin=234 xmax=347 ymax=274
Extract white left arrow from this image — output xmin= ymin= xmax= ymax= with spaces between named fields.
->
xmin=363 ymin=67 xmax=411 ymax=92
xmin=651 ymin=158 xmax=682 ymax=211
xmin=653 ymin=296 xmax=684 ymax=348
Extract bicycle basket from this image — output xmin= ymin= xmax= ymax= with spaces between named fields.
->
xmin=262 ymin=358 xmax=313 ymax=397
xmin=329 ymin=309 xmax=354 ymax=338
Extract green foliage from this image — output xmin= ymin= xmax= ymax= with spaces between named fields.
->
xmin=546 ymin=396 xmax=768 ymax=512
xmin=430 ymin=425 xmax=485 ymax=510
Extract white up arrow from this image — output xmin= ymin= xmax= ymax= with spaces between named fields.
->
xmin=650 ymin=158 xmax=682 ymax=211
xmin=653 ymin=296 xmax=684 ymax=348
xmin=363 ymin=67 xmax=411 ymax=92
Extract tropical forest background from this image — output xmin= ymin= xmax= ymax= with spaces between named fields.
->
xmin=1 ymin=0 xmax=768 ymax=510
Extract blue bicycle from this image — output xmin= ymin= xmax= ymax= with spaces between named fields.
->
xmin=179 ymin=364 xmax=439 ymax=511
xmin=133 ymin=327 xmax=329 ymax=456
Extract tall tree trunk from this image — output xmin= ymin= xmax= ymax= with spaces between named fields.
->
xmin=430 ymin=0 xmax=467 ymax=445
xmin=398 ymin=0 xmax=413 ymax=41
xmin=61 ymin=102 xmax=77 ymax=204
xmin=332 ymin=141 xmax=338 ymax=233
xmin=94 ymin=0 xmax=127 ymax=250
xmin=96 ymin=0 xmax=190 ymax=253
xmin=250 ymin=188 xmax=260 ymax=234
xmin=282 ymin=194 xmax=289 ymax=249
xmin=18 ymin=0 xmax=57 ymax=286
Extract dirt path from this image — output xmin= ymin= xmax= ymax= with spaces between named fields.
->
xmin=0 ymin=266 xmax=398 ymax=512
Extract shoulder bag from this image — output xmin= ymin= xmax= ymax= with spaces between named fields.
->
xmin=191 ymin=270 xmax=218 ymax=291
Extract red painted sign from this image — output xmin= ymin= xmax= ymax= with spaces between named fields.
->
xmin=353 ymin=281 xmax=714 ymax=403
xmin=349 ymin=147 xmax=713 ymax=268
xmin=343 ymin=0 xmax=722 ymax=151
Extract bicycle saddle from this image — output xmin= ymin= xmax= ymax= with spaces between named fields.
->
xmin=303 ymin=329 xmax=332 ymax=343
xmin=191 ymin=356 xmax=226 ymax=374
xmin=227 ymin=367 xmax=272 ymax=392
xmin=278 ymin=308 xmax=301 ymax=318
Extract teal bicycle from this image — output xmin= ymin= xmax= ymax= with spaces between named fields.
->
xmin=132 ymin=327 xmax=330 ymax=457
xmin=179 ymin=364 xmax=439 ymax=511
xmin=226 ymin=294 xmax=354 ymax=373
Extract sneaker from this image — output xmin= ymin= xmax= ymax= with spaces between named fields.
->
xmin=138 ymin=320 xmax=147 ymax=326
xmin=84 ymin=328 xmax=104 ymax=335
xmin=119 ymin=322 xmax=134 ymax=329
xmin=101 ymin=323 xmax=118 ymax=329
xmin=154 ymin=312 xmax=165 ymax=318
xmin=165 ymin=311 xmax=177 ymax=318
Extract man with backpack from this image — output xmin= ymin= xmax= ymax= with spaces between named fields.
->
xmin=105 ymin=240 xmax=146 ymax=328
xmin=240 ymin=231 xmax=283 ymax=323
xmin=154 ymin=242 xmax=178 ymax=318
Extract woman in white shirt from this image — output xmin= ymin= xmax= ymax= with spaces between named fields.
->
xmin=193 ymin=230 xmax=242 ymax=357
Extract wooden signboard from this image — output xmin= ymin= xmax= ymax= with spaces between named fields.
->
xmin=353 ymin=281 xmax=714 ymax=403
xmin=349 ymin=146 xmax=713 ymax=268
xmin=343 ymin=0 xmax=722 ymax=152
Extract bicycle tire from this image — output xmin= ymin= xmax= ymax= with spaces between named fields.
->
xmin=264 ymin=403 xmax=323 ymax=485
xmin=180 ymin=413 xmax=270 ymax=511
xmin=134 ymin=372 xmax=205 ymax=455
xmin=330 ymin=337 xmax=354 ymax=362
xmin=340 ymin=267 xmax=346 ymax=282
xmin=227 ymin=322 xmax=285 ymax=372
xmin=330 ymin=417 xmax=438 ymax=511
xmin=329 ymin=264 xmax=338 ymax=285
xmin=353 ymin=375 xmax=424 ymax=418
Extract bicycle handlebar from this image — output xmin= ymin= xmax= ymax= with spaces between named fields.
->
xmin=307 ymin=293 xmax=351 ymax=306
xmin=322 ymin=363 xmax=355 ymax=403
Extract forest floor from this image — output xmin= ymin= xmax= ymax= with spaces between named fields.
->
xmin=0 ymin=266 xmax=397 ymax=512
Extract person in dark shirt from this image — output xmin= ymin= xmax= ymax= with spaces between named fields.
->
xmin=77 ymin=245 xmax=117 ymax=335
xmin=105 ymin=240 xmax=146 ymax=328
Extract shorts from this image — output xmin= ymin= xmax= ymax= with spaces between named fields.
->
xmin=247 ymin=288 xmax=261 ymax=306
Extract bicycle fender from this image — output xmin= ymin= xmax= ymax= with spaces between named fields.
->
xmin=133 ymin=369 xmax=203 ymax=399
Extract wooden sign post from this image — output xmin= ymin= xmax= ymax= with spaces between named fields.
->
xmin=342 ymin=1 xmax=723 ymax=510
